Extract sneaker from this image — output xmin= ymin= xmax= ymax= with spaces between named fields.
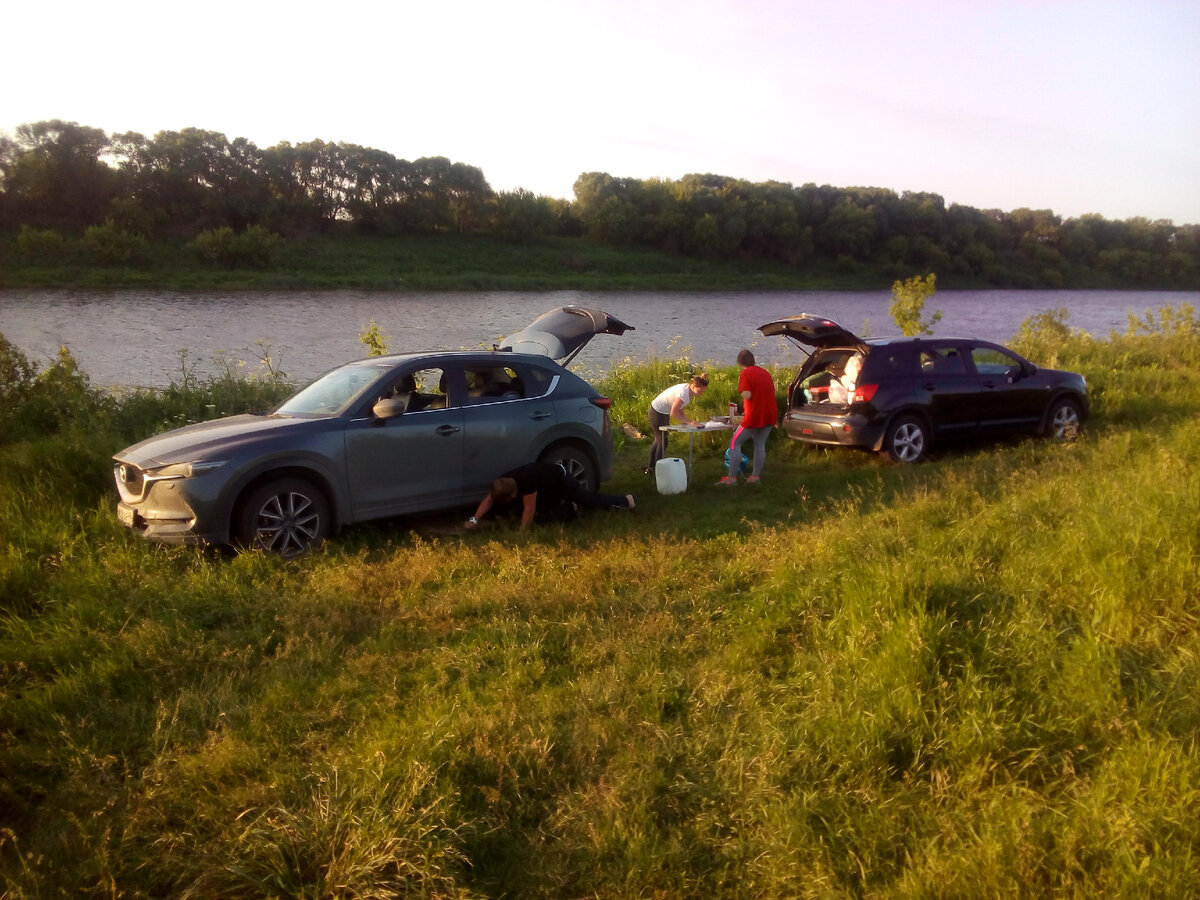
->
xmin=746 ymin=475 xmax=761 ymax=484
xmin=716 ymin=477 xmax=738 ymax=486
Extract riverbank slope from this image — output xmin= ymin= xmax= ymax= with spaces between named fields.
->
xmin=0 ymin=231 xmax=1082 ymax=292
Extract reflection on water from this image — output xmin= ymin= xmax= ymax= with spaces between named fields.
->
xmin=0 ymin=288 xmax=1192 ymax=388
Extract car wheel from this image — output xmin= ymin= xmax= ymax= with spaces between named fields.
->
xmin=885 ymin=414 xmax=929 ymax=463
xmin=1047 ymin=397 xmax=1083 ymax=442
xmin=539 ymin=445 xmax=598 ymax=492
xmin=234 ymin=477 xmax=330 ymax=558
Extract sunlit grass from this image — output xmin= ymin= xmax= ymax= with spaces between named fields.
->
xmin=2 ymin=320 xmax=1199 ymax=896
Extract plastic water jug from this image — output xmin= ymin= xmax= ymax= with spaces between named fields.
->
xmin=655 ymin=457 xmax=687 ymax=494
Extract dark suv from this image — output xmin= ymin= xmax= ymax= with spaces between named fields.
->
xmin=759 ymin=314 xmax=1088 ymax=463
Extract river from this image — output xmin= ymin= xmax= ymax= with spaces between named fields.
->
xmin=1 ymin=288 xmax=1194 ymax=389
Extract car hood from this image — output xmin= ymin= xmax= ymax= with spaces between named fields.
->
xmin=758 ymin=314 xmax=868 ymax=351
xmin=114 ymin=413 xmax=323 ymax=468
xmin=500 ymin=306 xmax=634 ymax=364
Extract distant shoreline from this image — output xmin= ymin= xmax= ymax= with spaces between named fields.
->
xmin=4 ymin=233 xmax=1194 ymax=294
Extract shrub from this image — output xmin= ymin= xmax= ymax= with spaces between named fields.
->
xmin=889 ymin=272 xmax=943 ymax=336
xmin=359 ymin=321 xmax=389 ymax=356
xmin=190 ymin=225 xmax=279 ymax=269
xmin=15 ymin=225 xmax=69 ymax=263
xmin=0 ymin=333 xmax=38 ymax=431
xmin=235 ymin=224 xmax=280 ymax=268
xmin=190 ymin=226 xmax=238 ymax=265
xmin=81 ymin=222 xmax=147 ymax=266
xmin=0 ymin=338 xmax=113 ymax=442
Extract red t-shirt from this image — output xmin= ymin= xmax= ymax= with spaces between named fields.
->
xmin=738 ymin=365 xmax=778 ymax=428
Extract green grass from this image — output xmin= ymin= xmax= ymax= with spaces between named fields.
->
xmin=0 ymin=232 xmax=912 ymax=292
xmin=1 ymin=323 xmax=1199 ymax=897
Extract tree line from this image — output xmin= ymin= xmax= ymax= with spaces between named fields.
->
xmin=2 ymin=119 xmax=1197 ymax=288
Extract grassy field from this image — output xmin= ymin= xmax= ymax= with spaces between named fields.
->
xmin=1 ymin=313 xmax=1198 ymax=897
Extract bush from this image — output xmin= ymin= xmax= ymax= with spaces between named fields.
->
xmin=190 ymin=226 xmax=238 ymax=265
xmin=0 ymin=336 xmax=113 ymax=443
xmin=81 ymin=221 xmax=147 ymax=266
xmin=190 ymin=225 xmax=279 ymax=269
xmin=15 ymin=225 xmax=69 ymax=263
xmin=889 ymin=272 xmax=943 ymax=336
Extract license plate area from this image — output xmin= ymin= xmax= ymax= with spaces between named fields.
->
xmin=117 ymin=504 xmax=137 ymax=527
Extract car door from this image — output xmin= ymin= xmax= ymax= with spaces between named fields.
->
xmin=458 ymin=361 xmax=557 ymax=499
xmin=916 ymin=344 xmax=980 ymax=438
xmin=966 ymin=343 xmax=1046 ymax=432
xmin=343 ymin=364 xmax=466 ymax=519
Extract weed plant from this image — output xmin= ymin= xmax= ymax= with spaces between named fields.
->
xmin=1 ymin=310 xmax=1198 ymax=897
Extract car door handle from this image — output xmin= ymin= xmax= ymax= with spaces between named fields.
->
xmin=923 ymin=381 xmax=937 ymax=391
xmin=529 ymin=411 xmax=553 ymax=420
xmin=435 ymin=424 xmax=462 ymax=436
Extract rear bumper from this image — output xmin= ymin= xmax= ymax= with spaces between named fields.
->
xmin=781 ymin=411 xmax=886 ymax=451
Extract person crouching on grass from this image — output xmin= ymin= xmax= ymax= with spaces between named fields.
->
xmin=464 ymin=461 xmax=636 ymax=531
xmin=718 ymin=349 xmax=778 ymax=486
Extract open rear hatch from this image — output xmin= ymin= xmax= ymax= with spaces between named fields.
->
xmin=758 ymin=314 xmax=867 ymax=353
xmin=500 ymin=306 xmax=635 ymax=365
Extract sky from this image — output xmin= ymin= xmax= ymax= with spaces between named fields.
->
xmin=4 ymin=0 xmax=1199 ymax=225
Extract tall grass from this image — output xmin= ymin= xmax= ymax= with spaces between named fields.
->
xmin=2 ymin=312 xmax=1198 ymax=897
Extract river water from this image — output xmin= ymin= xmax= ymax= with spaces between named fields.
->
xmin=1 ymin=288 xmax=1194 ymax=389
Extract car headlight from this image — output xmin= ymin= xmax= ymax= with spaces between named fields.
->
xmin=152 ymin=460 xmax=228 ymax=480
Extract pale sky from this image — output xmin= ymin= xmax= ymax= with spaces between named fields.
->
xmin=4 ymin=0 xmax=1199 ymax=224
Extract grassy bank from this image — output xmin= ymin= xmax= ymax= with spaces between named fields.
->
xmin=1 ymin=319 xmax=1198 ymax=897
xmin=1 ymin=232 xmax=928 ymax=292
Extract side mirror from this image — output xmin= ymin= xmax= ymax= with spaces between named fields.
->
xmin=372 ymin=397 xmax=406 ymax=420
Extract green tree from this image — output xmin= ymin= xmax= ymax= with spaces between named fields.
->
xmin=491 ymin=189 xmax=557 ymax=242
xmin=1 ymin=120 xmax=115 ymax=231
xmin=890 ymin=273 xmax=943 ymax=336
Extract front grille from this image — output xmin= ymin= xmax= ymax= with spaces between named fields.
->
xmin=115 ymin=463 xmax=146 ymax=501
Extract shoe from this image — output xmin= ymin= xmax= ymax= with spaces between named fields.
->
xmin=716 ymin=477 xmax=738 ymax=486
xmin=746 ymin=475 xmax=761 ymax=484
xmin=627 ymin=493 xmax=637 ymax=511
xmin=643 ymin=466 xmax=652 ymax=475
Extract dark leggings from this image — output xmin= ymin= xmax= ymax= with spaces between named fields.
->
xmin=648 ymin=406 xmax=671 ymax=468
xmin=541 ymin=477 xmax=629 ymax=521
xmin=560 ymin=478 xmax=629 ymax=511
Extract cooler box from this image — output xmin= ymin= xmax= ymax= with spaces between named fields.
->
xmin=656 ymin=457 xmax=687 ymax=494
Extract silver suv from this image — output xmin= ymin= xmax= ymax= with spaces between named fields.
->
xmin=114 ymin=307 xmax=633 ymax=555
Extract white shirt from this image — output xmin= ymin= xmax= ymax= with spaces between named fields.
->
xmin=651 ymin=383 xmax=693 ymax=415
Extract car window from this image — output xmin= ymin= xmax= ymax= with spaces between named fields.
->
xmin=863 ymin=346 xmax=916 ymax=377
xmin=919 ymin=347 xmax=966 ymax=375
xmin=523 ymin=364 xmax=553 ymax=397
xmin=276 ymin=364 xmax=388 ymax=416
xmin=380 ymin=366 xmax=451 ymax=413
xmin=971 ymin=346 xmax=1022 ymax=376
xmin=465 ymin=364 xmax=526 ymax=403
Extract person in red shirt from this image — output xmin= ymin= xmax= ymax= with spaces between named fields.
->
xmin=718 ymin=349 xmax=778 ymax=485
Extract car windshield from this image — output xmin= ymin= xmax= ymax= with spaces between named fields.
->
xmin=274 ymin=363 xmax=387 ymax=416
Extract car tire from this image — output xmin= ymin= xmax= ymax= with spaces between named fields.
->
xmin=884 ymin=414 xmax=929 ymax=463
xmin=1046 ymin=397 xmax=1083 ymax=442
xmin=539 ymin=445 xmax=598 ymax=492
xmin=234 ymin=477 xmax=330 ymax=558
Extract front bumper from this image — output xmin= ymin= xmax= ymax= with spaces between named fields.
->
xmin=114 ymin=465 xmax=228 ymax=545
